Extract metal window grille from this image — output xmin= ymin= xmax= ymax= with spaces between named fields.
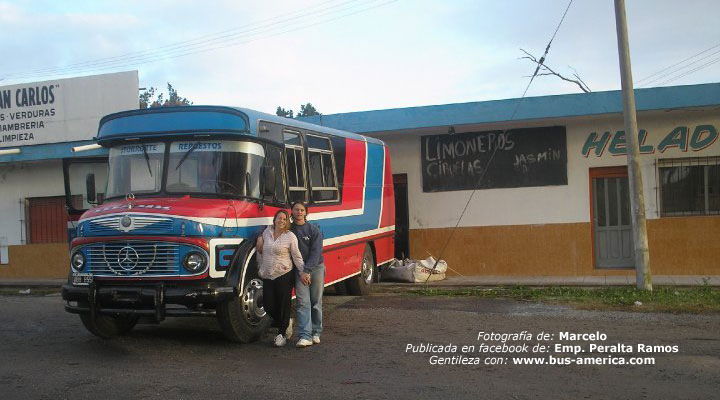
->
xmin=658 ymin=157 xmax=720 ymax=216
xmin=306 ymin=134 xmax=338 ymax=202
xmin=284 ymin=130 xmax=308 ymax=202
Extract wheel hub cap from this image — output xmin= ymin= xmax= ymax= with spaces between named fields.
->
xmin=241 ymin=278 xmax=266 ymax=325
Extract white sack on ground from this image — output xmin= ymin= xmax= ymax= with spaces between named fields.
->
xmin=413 ymin=256 xmax=447 ymax=282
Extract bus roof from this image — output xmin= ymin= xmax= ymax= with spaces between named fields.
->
xmin=97 ymin=105 xmax=383 ymax=145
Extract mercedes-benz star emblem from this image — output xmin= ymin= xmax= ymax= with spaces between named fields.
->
xmin=117 ymin=246 xmax=139 ymax=271
xmin=120 ymin=215 xmax=132 ymax=228
xmin=126 ymin=193 xmax=135 ymax=210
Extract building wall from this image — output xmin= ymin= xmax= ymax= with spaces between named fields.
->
xmin=0 ymin=160 xmax=66 ymax=245
xmin=0 ymin=243 xmax=68 ymax=279
xmin=409 ymin=217 xmax=720 ymax=276
xmin=0 ymin=160 xmax=71 ymax=277
xmin=380 ymin=108 xmax=720 ymax=275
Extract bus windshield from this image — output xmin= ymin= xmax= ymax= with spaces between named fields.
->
xmin=104 ymin=139 xmax=280 ymax=201
xmin=166 ymin=140 xmax=265 ymax=198
xmin=106 ymin=142 xmax=165 ymax=199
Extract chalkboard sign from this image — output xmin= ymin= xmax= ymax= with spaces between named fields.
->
xmin=421 ymin=126 xmax=567 ymax=192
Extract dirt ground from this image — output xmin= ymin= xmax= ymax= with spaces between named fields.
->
xmin=0 ymin=291 xmax=718 ymax=399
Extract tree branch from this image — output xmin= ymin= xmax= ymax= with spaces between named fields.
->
xmin=519 ymin=49 xmax=591 ymax=93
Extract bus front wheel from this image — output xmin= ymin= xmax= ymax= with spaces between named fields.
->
xmin=217 ymin=264 xmax=271 ymax=343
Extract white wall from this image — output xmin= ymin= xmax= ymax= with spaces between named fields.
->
xmin=0 ymin=160 xmax=66 ymax=245
xmin=0 ymin=71 xmax=138 ymax=148
xmin=378 ymin=108 xmax=720 ymax=230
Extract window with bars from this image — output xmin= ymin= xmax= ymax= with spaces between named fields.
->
xmin=306 ymin=133 xmax=339 ymax=202
xmin=284 ymin=130 xmax=307 ymax=203
xmin=659 ymin=157 xmax=720 ymax=216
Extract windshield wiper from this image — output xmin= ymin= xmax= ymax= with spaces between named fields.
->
xmin=175 ymin=143 xmax=198 ymax=170
xmin=142 ymin=145 xmax=153 ymax=177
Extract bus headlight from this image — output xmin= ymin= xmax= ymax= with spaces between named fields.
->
xmin=183 ymin=252 xmax=206 ymax=273
xmin=71 ymin=251 xmax=85 ymax=271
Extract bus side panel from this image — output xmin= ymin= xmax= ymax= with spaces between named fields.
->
xmin=315 ymin=139 xmax=387 ymax=283
xmin=315 ymin=137 xmax=365 ymax=213
xmin=373 ymin=236 xmax=395 ymax=266
xmin=379 ymin=145 xmax=395 ymax=229
xmin=372 ymin=146 xmax=395 ymax=266
xmin=323 ymin=243 xmax=365 ymax=285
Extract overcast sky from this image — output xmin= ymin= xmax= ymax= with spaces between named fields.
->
xmin=1 ymin=0 xmax=718 ymax=115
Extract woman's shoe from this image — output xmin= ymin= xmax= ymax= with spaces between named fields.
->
xmin=274 ymin=334 xmax=287 ymax=347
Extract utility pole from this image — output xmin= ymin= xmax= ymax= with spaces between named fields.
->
xmin=614 ymin=0 xmax=652 ymax=290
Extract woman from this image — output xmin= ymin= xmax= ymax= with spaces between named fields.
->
xmin=290 ymin=202 xmax=325 ymax=348
xmin=256 ymin=209 xmax=305 ymax=347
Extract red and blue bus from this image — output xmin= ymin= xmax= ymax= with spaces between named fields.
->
xmin=61 ymin=106 xmax=395 ymax=342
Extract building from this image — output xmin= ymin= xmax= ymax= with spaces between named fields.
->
xmin=301 ymin=83 xmax=720 ymax=277
xmin=1 ymin=72 xmax=718 ymax=278
xmin=0 ymin=71 xmax=138 ymax=278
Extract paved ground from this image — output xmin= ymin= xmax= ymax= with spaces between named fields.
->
xmin=1 ymin=291 xmax=718 ymax=399
xmin=2 ymin=275 xmax=719 ymax=288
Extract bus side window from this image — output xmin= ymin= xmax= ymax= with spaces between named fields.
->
xmin=284 ymin=130 xmax=308 ymax=203
xmin=306 ymin=134 xmax=339 ymax=202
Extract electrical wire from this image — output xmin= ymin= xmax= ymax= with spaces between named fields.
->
xmin=1 ymin=0 xmax=371 ymax=80
xmin=652 ymin=54 xmax=720 ymax=87
xmin=0 ymin=0 xmax=396 ymax=83
xmin=423 ymin=0 xmax=574 ymax=284
xmin=1 ymin=0 xmax=357 ymax=78
xmin=636 ymin=42 xmax=720 ymax=87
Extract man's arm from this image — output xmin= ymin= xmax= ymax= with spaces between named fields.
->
xmin=304 ymin=224 xmax=324 ymax=271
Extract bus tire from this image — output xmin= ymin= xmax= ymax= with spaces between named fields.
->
xmin=79 ymin=312 xmax=139 ymax=339
xmin=346 ymin=244 xmax=375 ymax=296
xmin=217 ymin=261 xmax=271 ymax=343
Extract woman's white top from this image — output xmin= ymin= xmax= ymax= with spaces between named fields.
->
xmin=257 ymin=226 xmax=305 ymax=280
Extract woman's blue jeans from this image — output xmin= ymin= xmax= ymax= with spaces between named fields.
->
xmin=295 ymin=264 xmax=325 ymax=340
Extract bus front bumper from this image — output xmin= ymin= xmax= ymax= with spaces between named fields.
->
xmin=61 ymin=282 xmax=237 ymax=321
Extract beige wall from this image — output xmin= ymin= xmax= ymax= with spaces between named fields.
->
xmin=409 ymin=216 xmax=720 ymax=276
xmin=0 ymin=243 xmax=69 ymax=279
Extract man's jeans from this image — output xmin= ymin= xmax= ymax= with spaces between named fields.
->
xmin=295 ymin=264 xmax=325 ymax=340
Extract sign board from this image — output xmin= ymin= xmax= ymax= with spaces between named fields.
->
xmin=0 ymin=71 xmax=138 ymax=148
xmin=421 ymin=126 xmax=567 ymax=192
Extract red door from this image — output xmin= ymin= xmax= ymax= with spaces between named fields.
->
xmin=28 ymin=196 xmax=69 ymax=243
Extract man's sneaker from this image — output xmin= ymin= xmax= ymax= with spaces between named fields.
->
xmin=312 ymin=335 xmax=321 ymax=344
xmin=296 ymin=338 xmax=313 ymax=348
xmin=274 ymin=334 xmax=287 ymax=347
xmin=285 ymin=318 xmax=293 ymax=338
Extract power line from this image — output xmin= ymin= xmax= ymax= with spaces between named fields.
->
xmin=653 ymin=54 xmax=720 ymax=86
xmin=1 ymin=0 xmax=358 ymax=78
xmin=424 ymin=0 xmax=574 ymax=283
xmin=0 ymin=0 xmax=396 ymax=83
xmin=636 ymin=45 xmax=720 ymax=88
xmin=636 ymin=42 xmax=720 ymax=86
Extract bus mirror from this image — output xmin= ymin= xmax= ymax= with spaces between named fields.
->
xmin=86 ymin=173 xmax=97 ymax=203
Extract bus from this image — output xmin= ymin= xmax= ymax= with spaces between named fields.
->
xmin=61 ymin=106 xmax=395 ymax=342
